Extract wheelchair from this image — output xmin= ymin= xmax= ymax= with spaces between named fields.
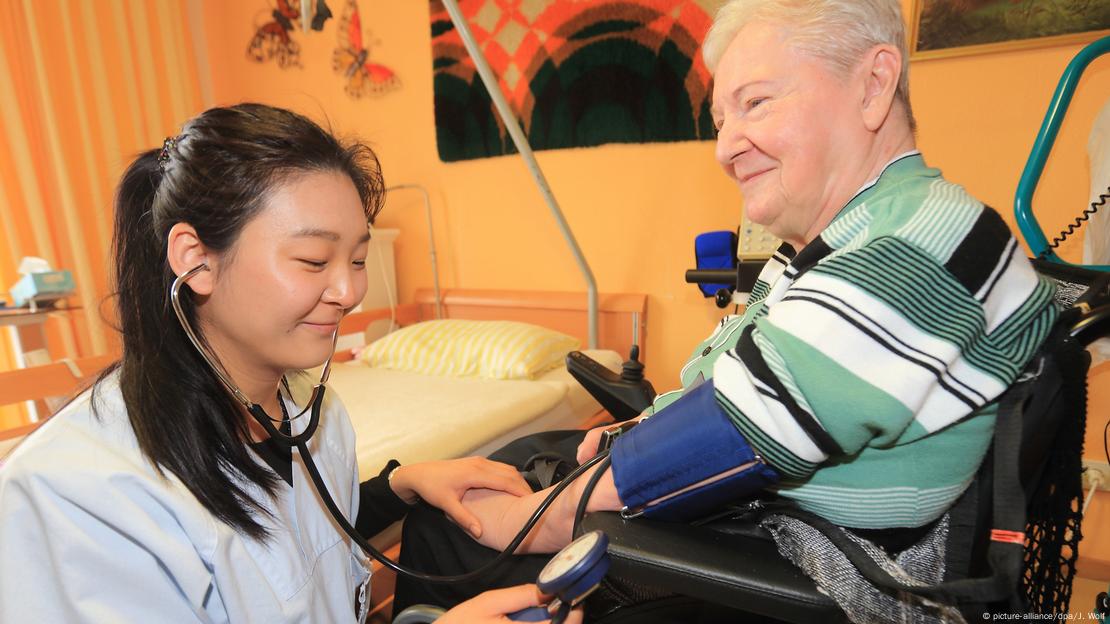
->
xmin=574 ymin=33 xmax=1110 ymax=621
xmin=390 ymin=267 xmax=1108 ymax=624
xmin=578 ymin=261 xmax=1108 ymax=623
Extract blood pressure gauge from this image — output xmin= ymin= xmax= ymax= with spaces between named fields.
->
xmin=508 ymin=530 xmax=611 ymax=622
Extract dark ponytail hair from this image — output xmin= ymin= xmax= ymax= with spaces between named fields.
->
xmin=105 ymin=104 xmax=384 ymax=538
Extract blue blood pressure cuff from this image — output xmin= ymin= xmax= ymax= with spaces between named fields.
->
xmin=609 ymin=381 xmax=779 ymax=521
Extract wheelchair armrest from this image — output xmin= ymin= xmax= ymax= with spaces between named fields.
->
xmin=581 ymin=511 xmax=847 ymax=623
xmin=1071 ymin=302 xmax=1110 ymax=346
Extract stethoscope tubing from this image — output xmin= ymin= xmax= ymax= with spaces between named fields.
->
xmin=171 ymin=264 xmax=331 ymax=445
xmin=171 ymin=263 xmax=611 ymax=584
xmin=297 ymin=431 xmax=610 ymax=583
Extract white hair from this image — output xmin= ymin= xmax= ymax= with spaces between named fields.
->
xmin=703 ymin=0 xmax=915 ymax=130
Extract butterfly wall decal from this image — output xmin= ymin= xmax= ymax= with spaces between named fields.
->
xmin=247 ymin=0 xmax=303 ymax=68
xmin=246 ymin=0 xmax=331 ymax=68
xmin=332 ymin=0 xmax=400 ymax=98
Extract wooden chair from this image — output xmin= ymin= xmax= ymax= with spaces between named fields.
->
xmin=0 ymin=353 xmax=116 ymax=458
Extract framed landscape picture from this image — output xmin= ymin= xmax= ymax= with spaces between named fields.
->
xmin=910 ymin=0 xmax=1110 ymax=60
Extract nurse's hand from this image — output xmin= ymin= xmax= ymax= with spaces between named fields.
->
xmin=389 ymin=457 xmax=531 ymax=539
xmin=437 ymin=584 xmax=583 ymax=624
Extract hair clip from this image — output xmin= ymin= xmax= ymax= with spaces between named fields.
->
xmin=158 ymin=135 xmax=180 ymax=171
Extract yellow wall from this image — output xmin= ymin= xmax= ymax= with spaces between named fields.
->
xmin=201 ymin=1 xmax=1109 ymax=569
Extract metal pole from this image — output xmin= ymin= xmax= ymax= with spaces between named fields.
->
xmin=441 ymin=0 xmax=599 ymax=348
xmin=385 ymin=184 xmax=443 ymax=319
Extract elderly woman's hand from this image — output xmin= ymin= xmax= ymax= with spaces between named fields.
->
xmin=576 ymin=410 xmax=651 ymax=464
xmin=389 ymin=457 xmax=532 ymax=539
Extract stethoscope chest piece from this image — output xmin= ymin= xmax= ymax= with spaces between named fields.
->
xmin=509 ymin=530 xmax=611 ymax=622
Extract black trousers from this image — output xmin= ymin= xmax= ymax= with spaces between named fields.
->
xmin=392 ymin=430 xmax=588 ymax=614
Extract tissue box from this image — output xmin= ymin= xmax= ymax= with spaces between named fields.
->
xmin=10 ymin=270 xmax=75 ymax=307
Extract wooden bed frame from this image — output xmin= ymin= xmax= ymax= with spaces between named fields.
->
xmin=336 ymin=288 xmax=648 ymax=363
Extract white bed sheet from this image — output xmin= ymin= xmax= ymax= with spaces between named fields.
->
xmin=326 ymin=350 xmax=623 ymax=480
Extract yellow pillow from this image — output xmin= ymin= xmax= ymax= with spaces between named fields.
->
xmin=360 ymin=320 xmax=580 ymax=380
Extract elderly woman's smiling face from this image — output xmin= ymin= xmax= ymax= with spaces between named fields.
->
xmin=712 ymin=21 xmax=866 ymax=248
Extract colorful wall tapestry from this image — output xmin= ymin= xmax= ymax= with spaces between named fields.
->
xmin=430 ymin=0 xmax=716 ymax=162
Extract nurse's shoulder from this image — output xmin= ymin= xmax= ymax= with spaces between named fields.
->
xmin=0 ymin=368 xmax=220 ymax=550
xmin=0 ymin=369 xmax=223 ymax=621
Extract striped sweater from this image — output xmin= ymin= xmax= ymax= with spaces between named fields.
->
xmin=652 ymin=153 xmax=1058 ymax=528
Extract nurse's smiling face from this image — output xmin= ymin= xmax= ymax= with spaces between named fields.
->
xmin=711 ymin=21 xmax=864 ymax=248
xmin=195 ymin=170 xmax=370 ymax=382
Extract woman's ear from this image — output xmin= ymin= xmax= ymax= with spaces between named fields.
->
xmin=860 ymin=43 xmax=902 ymax=132
xmin=166 ymin=223 xmax=215 ymax=295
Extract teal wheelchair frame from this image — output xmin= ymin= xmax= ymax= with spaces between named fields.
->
xmin=1016 ymin=35 xmax=1110 ymax=271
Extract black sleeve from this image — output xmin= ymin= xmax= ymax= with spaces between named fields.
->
xmin=355 ymin=459 xmax=416 ymax=538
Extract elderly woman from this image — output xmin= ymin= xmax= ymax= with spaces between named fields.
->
xmin=394 ymin=0 xmax=1057 ymax=616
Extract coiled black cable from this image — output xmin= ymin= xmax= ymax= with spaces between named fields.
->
xmin=1046 ymin=184 xmax=1109 ymax=252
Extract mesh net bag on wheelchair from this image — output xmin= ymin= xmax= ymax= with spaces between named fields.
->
xmin=1018 ymin=293 xmax=1092 ymax=613
xmin=1019 ymin=259 xmax=1098 ymax=614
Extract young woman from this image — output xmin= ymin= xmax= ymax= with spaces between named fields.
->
xmin=0 ymin=104 xmax=578 ymax=623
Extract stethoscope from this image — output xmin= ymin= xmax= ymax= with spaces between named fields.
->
xmin=170 ymin=264 xmax=612 ymax=609
xmin=170 ymin=264 xmax=330 ymax=447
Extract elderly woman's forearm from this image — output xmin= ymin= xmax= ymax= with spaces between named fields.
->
xmin=460 ymin=488 xmax=564 ymax=553
xmin=460 ymin=464 xmax=621 ymax=553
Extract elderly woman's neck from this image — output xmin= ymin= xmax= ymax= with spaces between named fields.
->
xmin=796 ymin=126 xmax=917 ymax=249
xmin=856 ymin=129 xmax=918 ymax=191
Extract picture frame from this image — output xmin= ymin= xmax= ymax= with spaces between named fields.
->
xmin=909 ymin=0 xmax=1110 ymax=61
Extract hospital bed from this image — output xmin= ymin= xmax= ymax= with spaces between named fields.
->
xmin=0 ymin=289 xmax=647 ymax=470
xmin=333 ymin=359 xmax=618 ymax=478
xmin=330 ymin=288 xmax=647 ymax=482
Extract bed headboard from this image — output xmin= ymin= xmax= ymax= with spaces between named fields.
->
xmin=338 ymin=289 xmax=647 ymax=363
xmin=416 ymin=289 xmax=646 ymax=360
